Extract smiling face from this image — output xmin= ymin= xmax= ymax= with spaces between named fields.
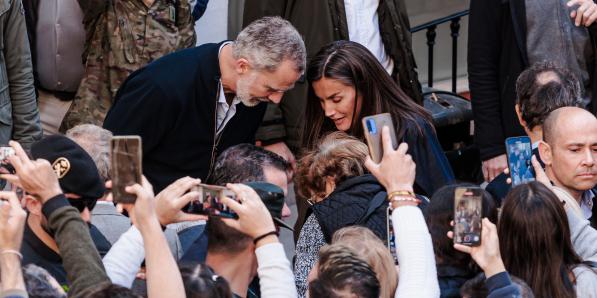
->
xmin=312 ymin=77 xmax=362 ymax=132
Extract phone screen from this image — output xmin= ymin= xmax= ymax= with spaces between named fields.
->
xmin=0 ymin=146 xmax=15 ymax=174
xmin=453 ymin=187 xmax=482 ymax=246
xmin=386 ymin=207 xmax=399 ymax=265
xmin=505 ymin=136 xmax=535 ymax=186
xmin=185 ymin=184 xmax=238 ymax=218
xmin=110 ymin=136 xmax=142 ymax=204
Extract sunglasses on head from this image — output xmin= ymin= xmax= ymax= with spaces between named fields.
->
xmin=67 ymin=198 xmax=97 ymax=213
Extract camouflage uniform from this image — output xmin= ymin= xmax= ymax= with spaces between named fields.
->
xmin=59 ymin=0 xmax=196 ymax=131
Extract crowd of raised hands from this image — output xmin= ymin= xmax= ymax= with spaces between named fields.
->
xmin=0 ymin=140 xmax=291 ymax=298
xmin=1 ymin=124 xmax=597 ymax=298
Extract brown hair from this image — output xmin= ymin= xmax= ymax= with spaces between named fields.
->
xmin=302 ymin=40 xmax=431 ymax=149
xmin=310 ymin=244 xmax=380 ymax=298
xmin=295 ymin=131 xmax=368 ymax=201
xmin=332 ymin=226 xmax=398 ymax=298
xmin=499 ymin=182 xmax=584 ymax=298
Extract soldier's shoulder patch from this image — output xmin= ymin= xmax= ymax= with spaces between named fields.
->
xmin=52 ymin=157 xmax=71 ymax=179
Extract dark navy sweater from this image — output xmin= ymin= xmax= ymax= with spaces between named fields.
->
xmin=104 ymin=42 xmax=267 ymax=192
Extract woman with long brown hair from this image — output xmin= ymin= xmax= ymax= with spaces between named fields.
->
xmin=303 ymin=40 xmax=454 ymax=198
xmin=499 ymin=182 xmax=597 ymax=298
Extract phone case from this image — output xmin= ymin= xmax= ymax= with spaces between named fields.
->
xmin=110 ymin=136 xmax=142 ymax=204
xmin=453 ymin=187 xmax=482 ymax=246
xmin=362 ymin=113 xmax=398 ymax=163
xmin=505 ymin=136 xmax=535 ymax=186
xmin=386 ymin=207 xmax=399 ymax=265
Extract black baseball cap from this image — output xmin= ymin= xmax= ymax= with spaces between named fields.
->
xmin=244 ymin=182 xmax=293 ymax=231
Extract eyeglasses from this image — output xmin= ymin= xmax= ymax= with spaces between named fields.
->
xmin=67 ymin=198 xmax=97 ymax=213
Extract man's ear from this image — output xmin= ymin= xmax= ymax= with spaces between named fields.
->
xmin=235 ymin=58 xmax=251 ymax=75
xmin=24 ymin=195 xmax=42 ymax=216
xmin=539 ymin=140 xmax=553 ymax=166
xmin=515 ymin=104 xmax=528 ymax=129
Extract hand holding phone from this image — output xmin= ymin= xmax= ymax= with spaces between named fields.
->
xmin=450 ymin=218 xmax=505 ymax=278
xmin=183 ymin=184 xmax=238 ymax=218
xmin=154 ymin=176 xmax=207 ymax=225
xmin=453 ymin=187 xmax=482 ymax=246
xmin=0 ymin=147 xmax=15 ymax=174
xmin=110 ymin=136 xmax=143 ymax=204
xmin=364 ymin=126 xmax=415 ymax=193
xmin=362 ymin=113 xmax=398 ymax=163
xmin=218 ymin=183 xmax=277 ymax=239
xmin=0 ymin=141 xmax=62 ymax=203
xmin=505 ymin=136 xmax=535 ymax=186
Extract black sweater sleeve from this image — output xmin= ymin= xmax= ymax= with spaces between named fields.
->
xmin=103 ymin=71 xmax=176 ymax=154
xmin=468 ymin=0 xmax=507 ymax=161
xmin=402 ymin=120 xmax=455 ymax=196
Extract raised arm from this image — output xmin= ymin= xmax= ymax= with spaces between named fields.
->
xmin=0 ymin=192 xmax=28 ymax=298
xmin=221 ymin=184 xmax=298 ymax=298
xmin=2 ymin=141 xmax=109 ymax=297
xmin=365 ymin=126 xmax=440 ymax=298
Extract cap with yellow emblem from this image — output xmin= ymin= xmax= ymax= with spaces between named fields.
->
xmin=30 ymin=135 xmax=105 ymax=200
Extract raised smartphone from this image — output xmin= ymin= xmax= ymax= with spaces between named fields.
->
xmin=453 ymin=187 xmax=482 ymax=246
xmin=505 ymin=136 xmax=535 ymax=186
xmin=0 ymin=146 xmax=15 ymax=174
xmin=362 ymin=113 xmax=398 ymax=163
xmin=110 ymin=136 xmax=142 ymax=204
xmin=184 ymin=184 xmax=238 ymax=218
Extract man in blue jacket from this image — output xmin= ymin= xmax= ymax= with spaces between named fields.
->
xmin=103 ymin=16 xmax=306 ymax=192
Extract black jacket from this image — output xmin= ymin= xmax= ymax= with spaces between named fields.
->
xmin=21 ymin=221 xmax=111 ymax=287
xmin=468 ymin=0 xmax=597 ymax=161
xmin=311 ymin=175 xmax=388 ymax=243
xmin=103 ymin=43 xmax=267 ymax=192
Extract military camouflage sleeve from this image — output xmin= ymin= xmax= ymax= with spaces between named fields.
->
xmin=5 ymin=0 xmax=41 ymax=149
xmin=176 ymin=0 xmax=196 ymax=48
xmin=77 ymin=0 xmax=107 ymax=23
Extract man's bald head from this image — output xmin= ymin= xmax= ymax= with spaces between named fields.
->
xmin=543 ymin=107 xmax=597 ymax=145
xmin=540 ymin=107 xmax=597 ymax=199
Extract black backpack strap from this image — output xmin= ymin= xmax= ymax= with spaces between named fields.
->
xmin=357 ymin=192 xmax=387 ymax=225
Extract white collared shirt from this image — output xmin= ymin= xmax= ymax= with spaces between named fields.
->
xmin=580 ymin=190 xmax=595 ymax=220
xmin=216 ymin=42 xmax=241 ymax=136
xmin=344 ymin=0 xmax=394 ymax=74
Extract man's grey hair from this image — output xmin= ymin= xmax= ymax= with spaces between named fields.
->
xmin=233 ymin=16 xmax=306 ymax=73
xmin=66 ymin=124 xmax=112 ymax=181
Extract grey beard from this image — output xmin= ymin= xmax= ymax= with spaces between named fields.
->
xmin=238 ymin=96 xmax=264 ymax=107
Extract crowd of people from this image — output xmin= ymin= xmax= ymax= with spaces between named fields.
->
xmin=1 ymin=0 xmax=597 ymax=298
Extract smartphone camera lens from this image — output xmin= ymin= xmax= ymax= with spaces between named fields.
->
xmin=366 ymin=119 xmax=377 ymax=134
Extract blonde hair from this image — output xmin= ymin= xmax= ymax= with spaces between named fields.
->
xmin=296 ymin=131 xmax=368 ymax=200
xmin=332 ymin=226 xmax=398 ymax=298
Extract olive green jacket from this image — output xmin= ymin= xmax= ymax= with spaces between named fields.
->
xmin=0 ymin=0 xmax=42 ymax=150
xmin=243 ymin=0 xmax=422 ymax=150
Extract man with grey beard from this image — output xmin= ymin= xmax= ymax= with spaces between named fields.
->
xmin=103 ymin=16 xmax=306 ymax=192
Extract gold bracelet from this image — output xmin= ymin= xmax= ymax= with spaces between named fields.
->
xmin=387 ymin=190 xmax=415 ymax=201
xmin=389 ymin=196 xmax=421 ymax=209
